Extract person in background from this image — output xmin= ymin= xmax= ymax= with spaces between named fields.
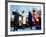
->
xmin=28 ymin=11 xmax=33 ymax=29
xmin=32 ymin=9 xmax=41 ymax=30
xmin=12 ymin=10 xmax=19 ymax=31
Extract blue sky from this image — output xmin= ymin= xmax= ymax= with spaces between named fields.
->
xmin=10 ymin=5 xmax=41 ymax=17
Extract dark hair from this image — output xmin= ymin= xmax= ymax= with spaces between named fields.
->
xmin=33 ymin=9 xmax=35 ymax=12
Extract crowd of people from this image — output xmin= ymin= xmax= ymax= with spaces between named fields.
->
xmin=10 ymin=9 xmax=41 ymax=31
